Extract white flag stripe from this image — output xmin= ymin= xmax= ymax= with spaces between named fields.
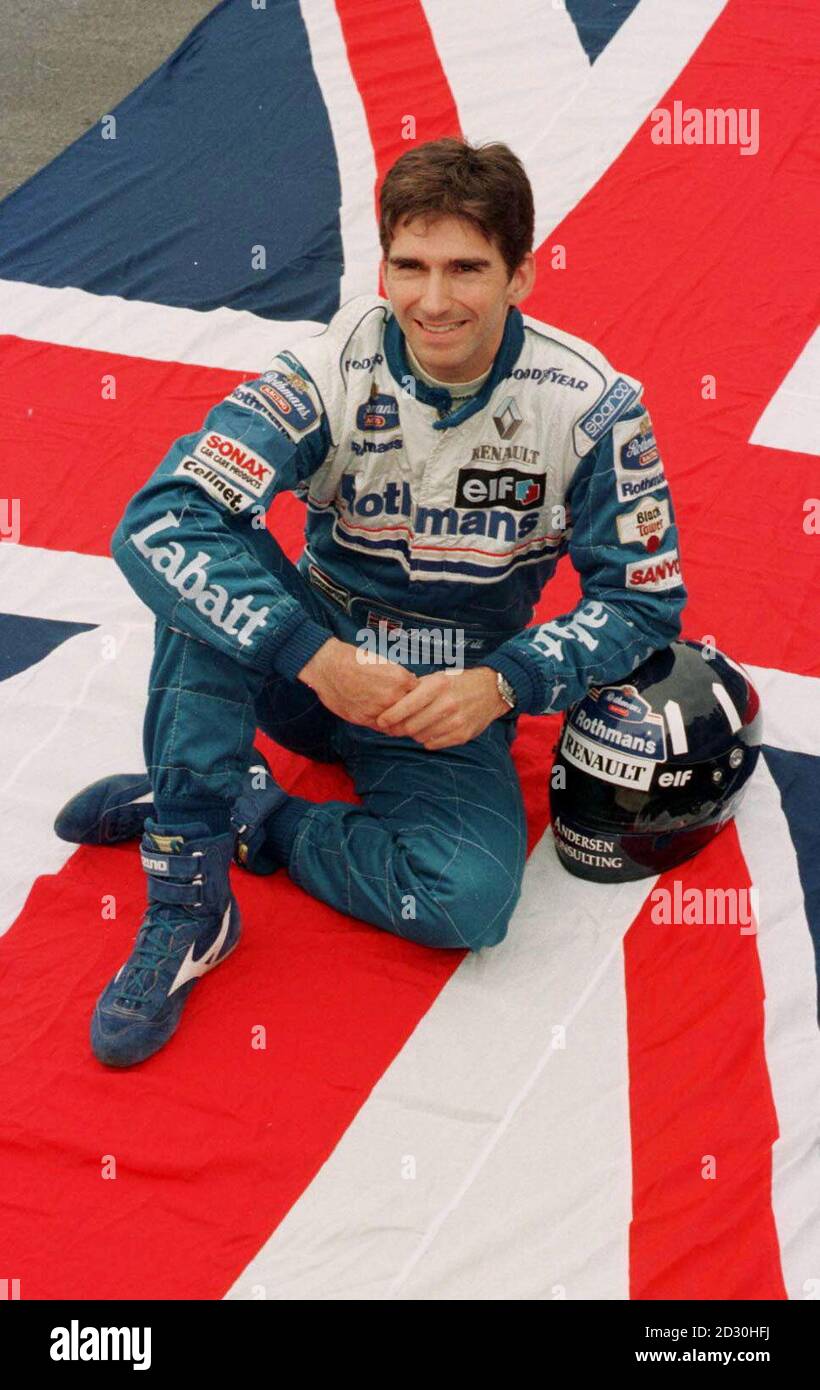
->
xmin=746 ymin=663 xmax=820 ymax=758
xmin=750 ymin=326 xmax=820 ymax=457
xmin=0 ymin=545 xmax=150 ymax=935
xmin=226 ymin=833 xmax=649 ymax=1300
xmin=0 ymin=626 xmax=150 ymax=936
xmin=385 ymin=848 xmax=638 ymax=1301
xmin=424 ymin=0 xmax=728 ymax=247
xmin=736 ymin=759 xmax=820 ymax=1301
xmin=0 ymin=542 xmax=147 ymax=625
xmin=300 ymin=0 xmax=382 ymax=305
xmin=0 ymin=277 xmax=323 ymax=372
xmin=421 ymin=0 xmax=587 ymax=189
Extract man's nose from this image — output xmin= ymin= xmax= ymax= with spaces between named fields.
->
xmin=416 ymin=273 xmax=452 ymax=318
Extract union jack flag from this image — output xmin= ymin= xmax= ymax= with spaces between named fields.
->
xmin=0 ymin=0 xmax=818 ymax=1300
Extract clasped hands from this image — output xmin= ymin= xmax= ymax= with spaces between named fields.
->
xmin=299 ymin=636 xmax=509 ymax=751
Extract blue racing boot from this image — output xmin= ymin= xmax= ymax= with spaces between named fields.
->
xmin=55 ymin=755 xmax=274 ymax=847
xmin=90 ymin=819 xmax=240 ymax=1067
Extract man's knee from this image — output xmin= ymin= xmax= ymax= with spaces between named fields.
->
xmin=401 ymin=835 xmax=522 ymax=951
xmin=255 ymin=676 xmax=341 ymax=763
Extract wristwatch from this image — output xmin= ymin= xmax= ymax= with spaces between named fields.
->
xmin=495 ymin=671 xmax=518 ymax=711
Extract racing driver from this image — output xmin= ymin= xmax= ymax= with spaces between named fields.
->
xmin=56 ymin=137 xmax=688 ymax=1066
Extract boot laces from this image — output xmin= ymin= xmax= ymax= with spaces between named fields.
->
xmin=115 ymin=854 xmax=206 ymax=1008
xmin=113 ymin=910 xmax=190 ymax=1008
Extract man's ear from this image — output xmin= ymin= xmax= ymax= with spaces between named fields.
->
xmin=508 ymin=252 xmax=536 ymax=306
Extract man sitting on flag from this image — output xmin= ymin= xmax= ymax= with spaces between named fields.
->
xmin=55 ymin=137 xmax=687 ymax=1067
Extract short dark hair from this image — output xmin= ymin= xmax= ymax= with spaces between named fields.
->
xmin=379 ymin=137 xmax=534 ymax=281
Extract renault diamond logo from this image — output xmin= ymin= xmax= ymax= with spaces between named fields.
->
xmin=493 ymin=395 xmax=523 ymax=440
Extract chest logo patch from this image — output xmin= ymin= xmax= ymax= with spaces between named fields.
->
xmin=455 ymin=467 xmax=544 ymax=510
xmin=356 ymin=391 xmax=400 ymax=431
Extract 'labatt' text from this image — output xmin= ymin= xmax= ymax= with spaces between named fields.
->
xmin=130 ymin=511 xmax=270 ymax=647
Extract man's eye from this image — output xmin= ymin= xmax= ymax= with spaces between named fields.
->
xmin=392 ymin=264 xmax=477 ymax=273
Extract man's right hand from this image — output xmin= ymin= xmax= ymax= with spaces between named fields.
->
xmin=298 ymin=636 xmax=418 ymax=729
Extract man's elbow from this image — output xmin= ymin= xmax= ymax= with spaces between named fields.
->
xmin=110 ymin=496 xmax=144 ymax=572
xmin=603 ymin=578 xmax=687 ymax=668
xmin=630 ymin=578 xmax=688 ymax=651
xmin=109 ymin=487 xmax=172 ymax=593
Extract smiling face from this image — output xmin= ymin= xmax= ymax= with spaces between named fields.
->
xmin=381 ymin=214 xmax=535 ymax=384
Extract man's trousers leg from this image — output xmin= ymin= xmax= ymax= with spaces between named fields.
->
xmin=259 ymin=717 xmax=528 ymax=952
xmin=142 ymin=622 xmax=339 ymax=834
xmin=142 ymin=528 xmax=341 ymax=832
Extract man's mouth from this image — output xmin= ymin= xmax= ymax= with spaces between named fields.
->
xmin=415 ymin=319 xmax=468 ymax=336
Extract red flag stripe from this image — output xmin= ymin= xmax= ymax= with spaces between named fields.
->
xmin=626 ymin=826 xmax=786 ymax=1300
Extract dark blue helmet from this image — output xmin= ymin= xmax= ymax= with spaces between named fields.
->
xmin=549 ymin=640 xmax=762 ymax=882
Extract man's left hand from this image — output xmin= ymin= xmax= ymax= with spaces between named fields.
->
xmin=375 ymin=667 xmax=509 ymax=749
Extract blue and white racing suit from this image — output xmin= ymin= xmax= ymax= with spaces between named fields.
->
xmin=111 ymin=294 xmax=687 ymax=949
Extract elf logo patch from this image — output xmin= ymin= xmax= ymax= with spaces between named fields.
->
xmin=455 ymin=467 xmax=545 ymax=510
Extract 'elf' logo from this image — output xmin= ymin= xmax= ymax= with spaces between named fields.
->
xmin=455 ymin=467 xmax=544 ymax=510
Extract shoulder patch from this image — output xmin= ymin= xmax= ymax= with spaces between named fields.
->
xmin=577 ymin=376 xmax=640 ymax=445
xmin=228 ymin=383 xmax=294 ymax=433
xmin=611 ymin=411 xmax=667 ymax=503
xmin=257 ymin=363 xmax=320 ymax=437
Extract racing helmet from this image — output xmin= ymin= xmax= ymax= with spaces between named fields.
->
xmin=549 ymin=640 xmax=762 ymax=882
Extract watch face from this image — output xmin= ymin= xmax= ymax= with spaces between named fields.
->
xmin=497 ymin=673 xmax=516 ymax=708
